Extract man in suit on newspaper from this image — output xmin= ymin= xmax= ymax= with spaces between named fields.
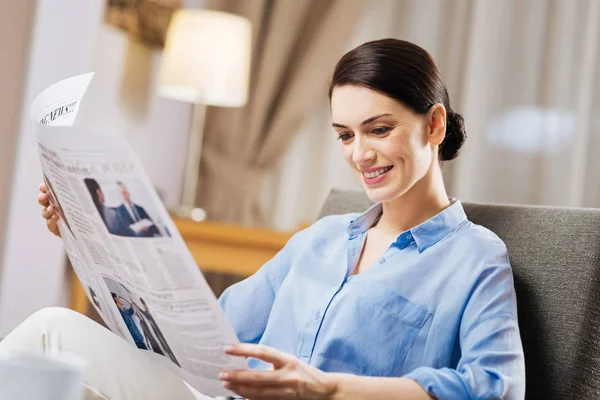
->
xmin=114 ymin=181 xmax=161 ymax=237
xmin=84 ymin=178 xmax=136 ymax=237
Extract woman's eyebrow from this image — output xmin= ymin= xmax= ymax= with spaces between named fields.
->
xmin=332 ymin=113 xmax=393 ymax=128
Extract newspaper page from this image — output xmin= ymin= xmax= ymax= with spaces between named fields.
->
xmin=31 ymin=73 xmax=247 ymax=397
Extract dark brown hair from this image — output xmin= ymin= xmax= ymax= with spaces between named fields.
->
xmin=329 ymin=38 xmax=466 ymax=161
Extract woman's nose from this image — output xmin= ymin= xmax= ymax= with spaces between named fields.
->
xmin=352 ymin=137 xmax=376 ymax=166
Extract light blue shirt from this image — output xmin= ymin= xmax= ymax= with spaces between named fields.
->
xmin=219 ymin=200 xmax=525 ymax=399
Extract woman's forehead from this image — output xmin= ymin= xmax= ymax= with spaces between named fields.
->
xmin=331 ymin=85 xmax=405 ymax=125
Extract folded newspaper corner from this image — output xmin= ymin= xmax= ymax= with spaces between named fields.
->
xmin=31 ymin=73 xmax=247 ymax=397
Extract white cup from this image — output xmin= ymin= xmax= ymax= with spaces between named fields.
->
xmin=0 ymin=350 xmax=86 ymax=400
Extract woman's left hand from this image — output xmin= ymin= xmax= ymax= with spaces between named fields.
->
xmin=220 ymin=343 xmax=338 ymax=400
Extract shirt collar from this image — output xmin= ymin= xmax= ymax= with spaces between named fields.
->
xmin=347 ymin=200 xmax=467 ymax=253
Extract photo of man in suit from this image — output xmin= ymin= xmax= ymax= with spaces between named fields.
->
xmin=84 ymin=178 xmax=168 ymax=238
xmin=115 ymin=181 xmax=162 ymax=237
xmin=84 ymin=178 xmax=136 ymax=237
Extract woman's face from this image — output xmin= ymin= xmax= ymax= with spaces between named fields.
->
xmin=331 ymin=85 xmax=442 ymax=203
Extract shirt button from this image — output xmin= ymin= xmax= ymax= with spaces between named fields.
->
xmin=406 ymin=233 xmax=412 ymax=240
xmin=378 ymin=258 xmax=385 ymax=264
xmin=314 ymin=311 xmax=321 ymax=320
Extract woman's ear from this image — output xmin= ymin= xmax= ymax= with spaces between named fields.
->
xmin=427 ymin=104 xmax=447 ymax=146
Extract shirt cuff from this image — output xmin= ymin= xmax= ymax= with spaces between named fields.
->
xmin=404 ymin=366 xmax=469 ymax=399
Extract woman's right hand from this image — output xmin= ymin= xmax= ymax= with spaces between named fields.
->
xmin=39 ymin=183 xmax=61 ymax=237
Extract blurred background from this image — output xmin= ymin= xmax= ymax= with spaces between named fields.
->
xmin=0 ymin=0 xmax=599 ymax=335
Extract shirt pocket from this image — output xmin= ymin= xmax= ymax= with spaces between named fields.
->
xmin=316 ymin=279 xmax=431 ymax=377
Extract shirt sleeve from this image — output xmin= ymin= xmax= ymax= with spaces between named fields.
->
xmin=404 ymin=252 xmax=526 ymax=399
xmin=218 ymin=226 xmax=310 ymax=344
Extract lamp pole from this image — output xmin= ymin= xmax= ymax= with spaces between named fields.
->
xmin=157 ymin=9 xmax=251 ymax=221
xmin=174 ymin=103 xmax=206 ymax=220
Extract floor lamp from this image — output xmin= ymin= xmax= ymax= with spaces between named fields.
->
xmin=157 ymin=9 xmax=251 ymax=220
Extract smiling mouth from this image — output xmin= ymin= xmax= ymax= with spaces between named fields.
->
xmin=362 ymin=166 xmax=393 ymax=178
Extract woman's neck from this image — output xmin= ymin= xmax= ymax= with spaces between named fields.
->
xmin=377 ymin=164 xmax=451 ymax=236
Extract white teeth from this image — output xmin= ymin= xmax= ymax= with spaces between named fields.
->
xmin=364 ymin=166 xmax=391 ymax=178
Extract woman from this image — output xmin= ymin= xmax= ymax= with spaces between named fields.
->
xmin=6 ymin=39 xmax=524 ymax=399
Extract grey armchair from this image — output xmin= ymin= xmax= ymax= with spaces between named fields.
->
xmin=318 ymin=189 xmax=600 ymax=399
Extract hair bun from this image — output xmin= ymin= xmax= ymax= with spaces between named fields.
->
xmin=440 ymin=110 xmax=466 ymax=161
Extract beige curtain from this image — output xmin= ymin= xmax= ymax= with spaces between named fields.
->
xmin=442 ymin=0 xmax=600 ymax=208
xmin=196 ymin=0 xmax=368 ymax=226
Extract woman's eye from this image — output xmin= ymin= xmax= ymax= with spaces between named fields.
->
xmin=371 ymin=127 xmax=390 ymax=135
xmin=337 ymin=132 xmax=354 ymax=142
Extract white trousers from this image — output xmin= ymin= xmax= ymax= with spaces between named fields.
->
xmin=0 ymin=307 xmax=213 ymax=400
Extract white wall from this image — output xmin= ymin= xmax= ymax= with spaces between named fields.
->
xmin=0 ymin=0 xmax=191 ymax=335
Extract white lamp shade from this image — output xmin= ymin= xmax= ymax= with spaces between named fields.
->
xmin=157 ymin=9 xmax=252 ymax=107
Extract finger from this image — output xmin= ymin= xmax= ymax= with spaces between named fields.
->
xmin=46 ymin=217 xmax=60 ymax=236
xmin=223 ymin=382 xmax=296 ymax=400
xmin=224 ymin=344 xmax=295 ymax=368
xmin=42 ymin=205 xmax=55 ymax=220
xmin=220 ymin=369 xmax=284 ymax=386
xmin=38 ymin=192 xmax=50 ymax=206
xmin=39 ymin=183 xmax=47 ymax=193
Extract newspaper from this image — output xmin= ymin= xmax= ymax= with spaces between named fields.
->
xmin=31 ymin=73 xmax=246 ymax=397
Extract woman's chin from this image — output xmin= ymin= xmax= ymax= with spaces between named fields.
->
xmin=363 ymin=186 xmax=402 ymax=204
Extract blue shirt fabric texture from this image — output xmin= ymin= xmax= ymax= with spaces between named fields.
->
xmin=219 ymin=200 xmax=526 ymax=399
